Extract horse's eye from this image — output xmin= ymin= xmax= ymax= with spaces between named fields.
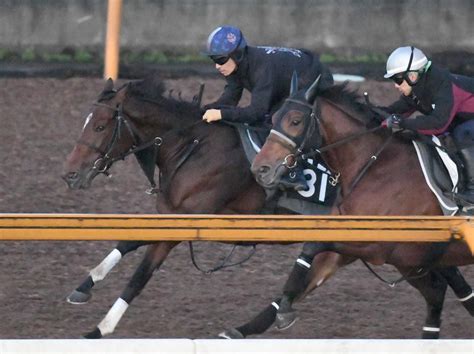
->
xmin=95 ymin=125 xmax=105 ymax=132
xmin=291 ymin=119 xmax=301 ymax=126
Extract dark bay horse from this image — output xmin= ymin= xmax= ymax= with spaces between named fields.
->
xmin=252 ymin=74 xmax=474 ymax=336
xmin=62 ymin=76 xmax=350 ymax=338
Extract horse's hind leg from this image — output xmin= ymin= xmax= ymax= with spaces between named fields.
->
xmin=83 ymin=241 xmax=178 ymax=339
xmin=68 ymin=241 xmax=150 ymax=304
xmin=400 ymin=267 xmax=447 ymax=339
xmin=437 ymin=266 xmax=474 ymax=316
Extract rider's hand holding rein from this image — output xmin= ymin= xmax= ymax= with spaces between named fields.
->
xmin=381 ymin=114 xmax=403 ymax=132
xmin=203 ymin=109 xmax=222 ymax=123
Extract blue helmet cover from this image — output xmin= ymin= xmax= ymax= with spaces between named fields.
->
xmin=205 ymin=26 xmax=247 ymax=56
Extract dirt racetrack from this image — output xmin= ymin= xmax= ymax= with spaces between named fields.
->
xmin=0 ymin=75 xmax=472 ymax=339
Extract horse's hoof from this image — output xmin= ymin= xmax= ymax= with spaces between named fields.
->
xmin=422 ymin=329 xmax=440 ymax=339
xmin=83 ymin=327 xmax=102 ymax=339
xmin=67 ymin=290 xmax=92 ymax=304
xmin=275 ymin=311 xmax=298 ymax=330
xmin=217 ymin=328 xmax=245 ymax=339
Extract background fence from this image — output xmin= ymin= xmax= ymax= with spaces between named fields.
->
xmin=1 ymin=0 xmax=473 ymax=55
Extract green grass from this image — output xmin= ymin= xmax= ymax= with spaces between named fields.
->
xmin=321 ymin=52 xmax=386 ymax=64
xmin=1 ymin=47 xmax=386 ymax=65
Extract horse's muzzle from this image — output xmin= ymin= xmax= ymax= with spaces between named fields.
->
xmin=61 ymin=170 xmax=95 ymax=190
xmin=252 ymin=164 xmax=283 ymax=190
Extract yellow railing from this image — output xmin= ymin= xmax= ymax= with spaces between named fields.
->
xmin=0 ymin=214 xmax=473 ymax=254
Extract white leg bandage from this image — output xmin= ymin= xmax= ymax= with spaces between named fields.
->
xmin=90 ymin=249 xmax=122 ymax=282
xmin=97 ymin=298 xmax=129 ymax=336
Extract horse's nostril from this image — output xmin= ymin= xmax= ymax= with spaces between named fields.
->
xmin=259 ymin=165 xmax=270 ymax=174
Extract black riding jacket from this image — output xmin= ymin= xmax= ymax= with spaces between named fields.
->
xmin=385 ymin=64 xmax=474 ymax=135
xmin=207 ymin=46 xmax=333 ymax=125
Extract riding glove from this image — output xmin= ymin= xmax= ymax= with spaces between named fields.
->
xmin=381 ymin=114 xmax=403 ymax=132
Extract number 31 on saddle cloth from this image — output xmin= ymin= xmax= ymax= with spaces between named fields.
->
xmin=237 ymin=125 xmax=339 ymax=213
xmin=286 ymin=157 xmax=339 ymax=206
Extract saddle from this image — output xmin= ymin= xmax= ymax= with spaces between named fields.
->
xmin=236 ymin=125 xmax=339 ymax=215
xmin=412 ymin=136 xmax=460 ymax=215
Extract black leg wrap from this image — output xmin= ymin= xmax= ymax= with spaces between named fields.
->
xmin=422 ymin=317 xmax=441 ymax=340
xmin=460 ymin=292 xmax=474 ymax=316
xmin=281 ymin=243 xmax=326 ymax=299
xmin=282 ymin=260 xmax=311 ymax=300
xmin=437 ymin=267 xmax=474 ymax=316
xmin=422 ymin=329 xmax=440 ymax=339
xmin=438 ymin=267 xmax=472 ymax=297
xmin=76 ymin=275 xmax=94 ymax=294
xmin=83 ymin=327 xmax=102 ymax=339
xmin=116 ymin=241 xmax=149 ymax=255
xmin=236 ymin=298 xmax=281 ymax=337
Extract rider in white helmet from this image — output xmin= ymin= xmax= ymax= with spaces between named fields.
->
xmin=381 ymin=46 xmax=474 ymax=204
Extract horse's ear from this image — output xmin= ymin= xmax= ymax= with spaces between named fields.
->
xmin=290 ymin=70 xmax=298 ymax=96
xmin=104 ymin=78 xmax=114 ymax=91
xmin=304 ymin=74 xmax=321 ymax=104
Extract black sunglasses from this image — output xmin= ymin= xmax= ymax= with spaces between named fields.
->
xmin=391 ymin=73 xmax=405 ymax=85
xmin=210 ymin=55 xmax=230 ymax=65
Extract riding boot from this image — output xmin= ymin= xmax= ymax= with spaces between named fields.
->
xmin=279 ymin=165 xmax=308 ymax=191
xmin=455 ymin=147 xmax=474 ymax=204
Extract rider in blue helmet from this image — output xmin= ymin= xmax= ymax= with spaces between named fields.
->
xmin=202 ymin=25 xmax=334 ymax=191
xmin=203 ymin=25 xmax=247 ymax=63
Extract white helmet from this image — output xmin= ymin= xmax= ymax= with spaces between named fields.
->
xmin=384 ymin=46 xmax=428 ymax=78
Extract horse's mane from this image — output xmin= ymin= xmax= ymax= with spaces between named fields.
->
xmin=126 ymin=76 xmax=202 ymax=124
xmin=319 ymin=83 xmax=373 ymax=123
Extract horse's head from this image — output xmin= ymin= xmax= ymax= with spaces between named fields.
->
xmin=62 ymin=79 xmax=142 ymax=189
xmin=251 ymin=73 xmax=322 ymax=189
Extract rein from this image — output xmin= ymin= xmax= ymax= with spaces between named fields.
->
xmin=188 ymin=242 xmax=256 ymax=274
xmin=273 ymin=96 xmax=388 ymax=190
xmin=361 ymin=260 xmax=429 ymax=287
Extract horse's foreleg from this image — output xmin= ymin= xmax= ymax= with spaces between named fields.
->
xmin=275 ymin=243 xmax=340 ymax=330
xmin=218 ymin=299 xmax=282 ymax=339
xmin=220 ymin=251 xmax=353 ymax=338
xmin=400 ymin=267 xmax=447 ymax=339
xmin=68 ymin=241 xmax=150 ymax=304
xmin=83 ymin=241 xmax=178 ymax=339
xmin=437 ymin=266 xmax=474 ymax=316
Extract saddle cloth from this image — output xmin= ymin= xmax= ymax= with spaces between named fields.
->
xmin=236 ymin=126 xmax=338 ymax=215
xmin=412 ymin=136 xmax=460 ymax=216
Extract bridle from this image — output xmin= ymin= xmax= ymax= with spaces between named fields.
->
xmin=269 ymin=95 xmax=387 ymax=188
xmin=268 ymin=98 xmax=318 ymax=169
xmin=77 ymin=101 xmax=163 ymax=189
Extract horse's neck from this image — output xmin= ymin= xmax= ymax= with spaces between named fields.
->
xmin=145 ymin=110 xmax=202 ymax=170
xmin=319 ymin=100 xmax=387 ymax=184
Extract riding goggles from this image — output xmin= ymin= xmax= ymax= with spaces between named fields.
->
xmin=391 ymin=71 xmax=420 ymax=86
xmin=210 ymin=55 xmax=230 ymax=65
xmin=391 ymin=73 xmax=405 ymax=85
